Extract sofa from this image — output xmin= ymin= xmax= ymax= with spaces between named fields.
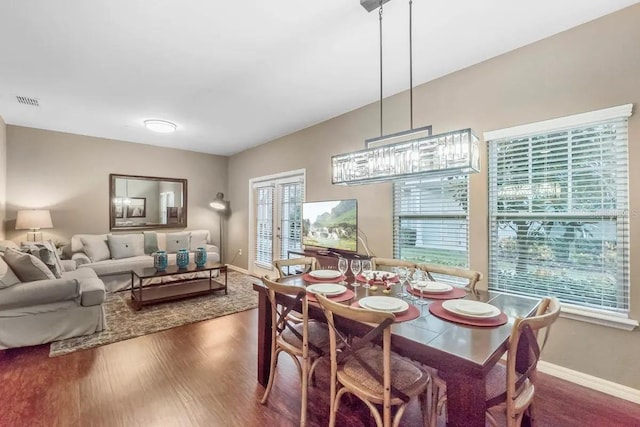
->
xmin=70 ymin=229 xmax=220 ymax=293
xmin=0 ymin=242 xmax=106 ymax=350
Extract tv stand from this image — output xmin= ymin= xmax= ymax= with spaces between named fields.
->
xmin=287 ymin=249 xmax=370 ymax=281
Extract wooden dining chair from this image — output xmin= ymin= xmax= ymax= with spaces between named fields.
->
xmin=416 ymin=262 xmax=483 ymax=291
xmin=274 ymin=257 xmax=318 ymax=279
xmin=259 ymin=276 xmax=329 ymax=427
xmin=370 ymin=257 xmax=417 ymax=272
xmin=429 ymin=297 xmax=561 ymax=427
xmin=315 ymin=293 xmax=430 ymax=427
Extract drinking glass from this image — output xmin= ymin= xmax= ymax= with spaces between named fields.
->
xmin=337 ymin=258 xmax=348 ymax=285
xmin=361 ymin=260 xmax=372 ymax=289
xmin=412 ymin=269 xmax=428 ymax=305
xmin=350 ymin=259 xmax=361 ymax=288
xmin=396 ymin=266 xmax=409 ymax=298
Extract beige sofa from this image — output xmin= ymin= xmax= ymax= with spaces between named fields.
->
xmin=0 ymin=244 xmax=105 ymax=350
xmin=70 ymin=230 xmax=220 ymax=293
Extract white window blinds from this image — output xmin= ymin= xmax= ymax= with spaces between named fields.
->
xmin=393 ymin=176 xmax=469 ymax=270
xmin=254 ymin=185 xmax=274 ymax=269
xmin=487 ymin=105 xmax=632 ymax=313
xmin=279 ymin=181 xmax=304 ymax=259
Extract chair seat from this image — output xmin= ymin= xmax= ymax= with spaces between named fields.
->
xmin=339 ymin=346 xmax=430 ymax=404
xmin=280 ymin=320 xmax=330 ymax=357
xmin=485 ymin=363 xmax=534 ymax=412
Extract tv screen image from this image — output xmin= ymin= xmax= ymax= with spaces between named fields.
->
xmin=302 ymin=199 xmax=357 ymax=252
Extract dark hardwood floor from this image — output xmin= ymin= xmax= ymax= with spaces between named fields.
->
xmin=1 ymin=309 xmax=639 ymax=426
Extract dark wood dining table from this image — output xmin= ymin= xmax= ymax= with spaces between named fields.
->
xmin=252 ymin=275 xmax=541 ymax=427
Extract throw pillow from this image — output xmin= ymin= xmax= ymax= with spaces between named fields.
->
xmin=3 ymin=248 xmax=56 ymax=282
xmin=80 ymin=235 xmax=111 ymax=262
xmin=47 ymin=239 xmax=67 ymax=273
xmin=20 ymin=241 xmax=63 ymax=278
xmin=143 ymin=231 xmax=159 ymax=254
xmin=0 ymin=254 xmax=21 ymax=289
xmin=166 ymin=232 xmax=190 ymax=253
xmin=189 ymin=230 xmax=209 ymax=251
xmin=107 ymin=234 xmax=145 ymax=259
xmin=0 ymin=240 xmax=20 ymax=253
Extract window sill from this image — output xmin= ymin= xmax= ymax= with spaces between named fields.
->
xmin=560 ymin=306 xmax=638 ymax=331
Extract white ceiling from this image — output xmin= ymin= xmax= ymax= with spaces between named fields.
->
xmin=1 ymin=0 xmax=638 ymax=156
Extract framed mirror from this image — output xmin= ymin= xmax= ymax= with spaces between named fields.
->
xmin=109 ymin=174 xmax=187 ymax=230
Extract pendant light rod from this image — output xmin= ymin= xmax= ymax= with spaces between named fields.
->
xmin=379 ymin=0 xmax=384 ymax=137
xmin=409 ymin=0 xmax=413 ymax=130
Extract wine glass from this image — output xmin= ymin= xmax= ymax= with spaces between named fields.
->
xmin=337 ymin=258 xmax=348 ymax=285
xmin=396 ymin=266 xmax=409 ymax=299
xmin=361 ymin=260 xmax=372 ymax=289
xmin=412 ymin=269 xmax=428 ymax=305
xmin=350 ymin=259 xmax=361 ymax=288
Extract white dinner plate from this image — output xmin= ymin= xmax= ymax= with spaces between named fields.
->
xmin=364 ymin=270 xmax=397 ymax=280
xmin=411 ymin=280 xmax=453 ymax=294
xmin=359 ymin=296 xmax=409 ymax=313
xmin=309 ymin=270 xmax=342 ymax=279
xmin=306 ymin=283 xmax=347 ymax=296
xmin=442 ymin=300 xmax=501 ymax=319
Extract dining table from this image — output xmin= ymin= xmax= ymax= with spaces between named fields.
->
xmin=252 ymin=273 xmax=541 ymax=427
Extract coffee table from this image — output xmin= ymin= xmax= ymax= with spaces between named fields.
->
xmin=131 ymin=262 xmax=227 ymax=310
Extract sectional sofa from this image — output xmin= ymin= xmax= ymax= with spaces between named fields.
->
xmin=70 ymin=229 xmax=220 ymax=292
xmin=0 ymin=241 xmax=105 ymax=349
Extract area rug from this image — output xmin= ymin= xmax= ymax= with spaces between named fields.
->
xmin=49 ymin=271 xmax=260 ymax=357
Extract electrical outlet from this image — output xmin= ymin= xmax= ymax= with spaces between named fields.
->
xmin=237 ymin=249 xmax=242 ymax=256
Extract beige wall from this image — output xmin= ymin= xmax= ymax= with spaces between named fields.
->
xmin=0 ymin=116 xmax=6 ymax=239
xmin=228 ymin=5 xmax=640 ymax=388
xmin=5 ymin=126 xmax=228 ymax=246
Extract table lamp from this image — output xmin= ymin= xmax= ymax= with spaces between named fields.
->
xmin=16 ymin=209 xmax=53 ymax=242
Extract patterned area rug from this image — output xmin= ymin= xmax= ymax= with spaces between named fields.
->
xmin=49 ymin=270 xmax=259 ymax=357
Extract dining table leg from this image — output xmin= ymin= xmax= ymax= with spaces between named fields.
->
xmin=439 ymin=370 xmax=486 ymax=427
xmin=256 ymin=287 xmax=271 ymax=387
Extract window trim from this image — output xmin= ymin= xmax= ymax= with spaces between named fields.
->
xmin=484 ymin=104 xmax=632 ymax=141
xmin=485 ymin=104 xmax=635 ymax=326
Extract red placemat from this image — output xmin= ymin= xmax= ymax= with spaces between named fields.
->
xmin=307 ymin=289 xmax=355 ymax=303
xmin=355 ymin=274 xmax=400 ymax=284
xmin=428 ymin=301 xmax=508 ymax=327
xmin=302 ymin=273 xmax=346 ymax=283
xmin=350 ymin=301 xmax=420 ymax=323
xmin=406 ymin=285 xmax=467 ymax=300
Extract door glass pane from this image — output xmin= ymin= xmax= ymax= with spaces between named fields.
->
xmin=255 ymin=186 xmax=274 ymax=268
xmin=279 ymin=182 xmax=303 ymax=260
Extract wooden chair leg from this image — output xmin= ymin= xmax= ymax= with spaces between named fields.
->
xmin=300 ymin=356 xmax=309 ymax=427
xmin=429 ymin=382 xmax=439 ymax=427
xmin=260 ymin=348 xmax=281 ymax=404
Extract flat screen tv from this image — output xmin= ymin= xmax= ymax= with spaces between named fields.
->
xmin=302 ymin=199 xmax=357 ymax=253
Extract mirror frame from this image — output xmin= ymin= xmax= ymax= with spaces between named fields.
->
xmin=109 ymin=173 xmax=188 ymax=231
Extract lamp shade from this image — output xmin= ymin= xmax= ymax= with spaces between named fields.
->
xmin=210 ymin=192 xmax=229 ymax=212
xmin=16 ymin=209 xmax=53 ymax=230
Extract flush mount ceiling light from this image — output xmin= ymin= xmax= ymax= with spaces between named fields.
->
xmin=144 ymin=119 xmax=177 ymax=133
xmin=332 ymin=0 xmax=480 ymax=185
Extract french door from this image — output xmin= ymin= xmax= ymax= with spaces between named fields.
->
xmin=249 ymin=170 xmax=305 ymax=277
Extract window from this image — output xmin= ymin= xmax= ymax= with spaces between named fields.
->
xmin=393 ymin=176 xmax=469 ymax=275
xmin=486 ymin=105 xmax=632 ymax=313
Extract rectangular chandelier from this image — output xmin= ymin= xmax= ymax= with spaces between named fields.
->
xmin=332 ymin=128 xmax=480 ymax=185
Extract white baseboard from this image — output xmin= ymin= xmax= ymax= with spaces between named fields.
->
xmin=538 ymin=361 xmax=640 ymax=404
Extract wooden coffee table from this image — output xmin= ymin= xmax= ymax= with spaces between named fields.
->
xmin=131 ymin=262 xmax=227 ymax=310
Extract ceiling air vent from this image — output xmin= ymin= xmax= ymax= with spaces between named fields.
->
xmin=16 ymin=96 xmax=39 ymax=107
